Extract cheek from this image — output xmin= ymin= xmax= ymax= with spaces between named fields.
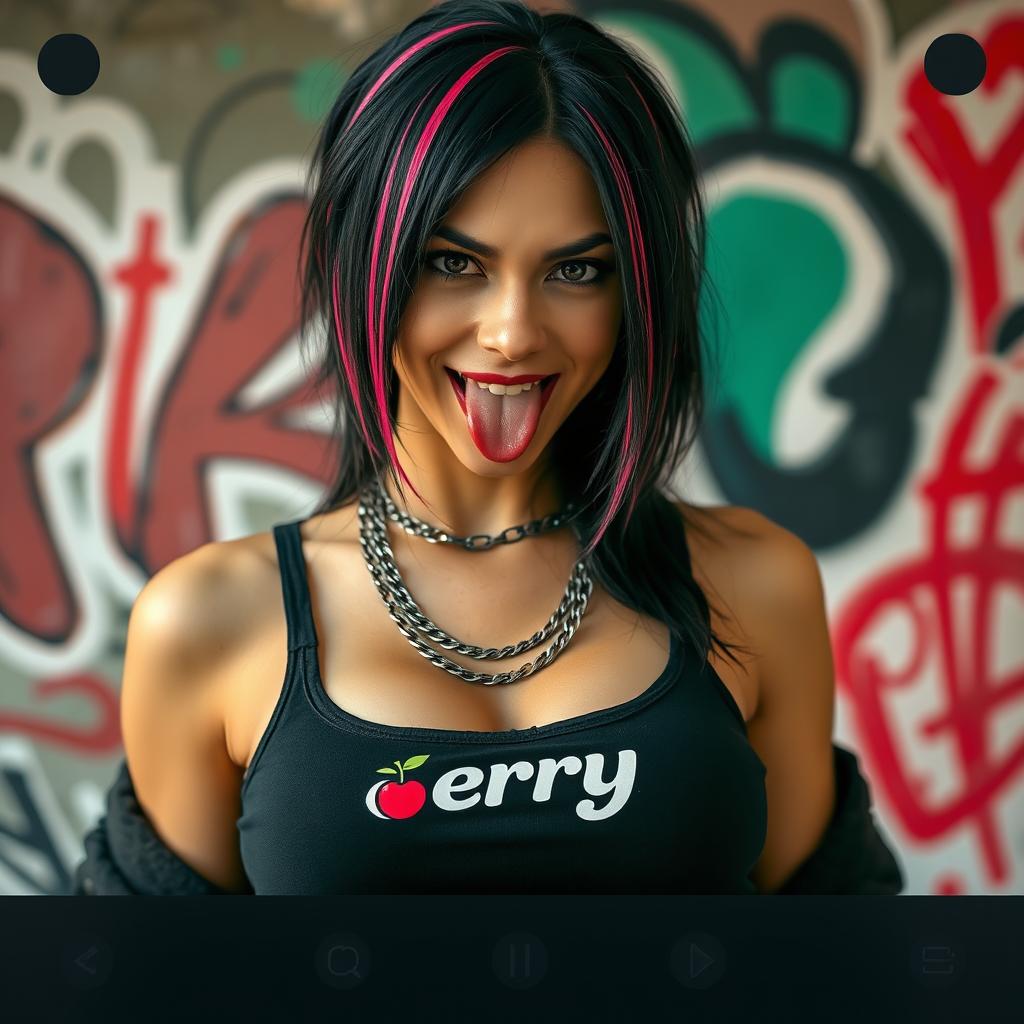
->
xmin=398 ymin=294 xmax=465 ymax=361
xmin=410 ymin=279 xmax=469 ymax=321
xmin=562 ymin=303 xmax=619 ymax=365
xmin=392 ymin=337 xmax=435 ymax=385
xmin=565 ymin=280 xmax=619 ymax=329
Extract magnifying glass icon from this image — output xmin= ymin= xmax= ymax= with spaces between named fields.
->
xmin=317 ymin=932 xmax=370 ymax=988
xmin=328 ymin=945 xmax=361 ymax=978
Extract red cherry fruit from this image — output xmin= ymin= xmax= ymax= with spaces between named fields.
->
xmin=377 ymin=780 xmax=426 ymax=819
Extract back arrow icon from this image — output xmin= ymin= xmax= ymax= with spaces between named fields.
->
xmin=75 ymin=946 xmax=98 ymax=975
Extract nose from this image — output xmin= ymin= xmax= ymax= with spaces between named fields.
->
xmin=475 ymin=294 xmax=548 ymax=366
xmin=475 ymin=328 xmax=547 ymax=366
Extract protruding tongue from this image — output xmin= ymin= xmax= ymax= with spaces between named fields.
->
xmin=464 ymin=381 xmax=544 ymax=462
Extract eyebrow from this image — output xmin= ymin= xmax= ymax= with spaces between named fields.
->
xmin=432 ymin=225 xmax=614 ymax=261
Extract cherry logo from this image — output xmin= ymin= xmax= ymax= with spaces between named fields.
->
xmin=365 ymin=754 xmax=430 ymax=819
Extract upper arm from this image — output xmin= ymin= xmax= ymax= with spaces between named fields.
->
xmin=741 ymin=513 xmax=837 ymax=894
xmin=119 ymin=542 xmax=251 ymax=893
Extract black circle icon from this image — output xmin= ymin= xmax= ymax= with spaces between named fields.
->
xmin=37 ymin=34 xmax=100 ymax=96
xmin=924 ymin=33 xmax=986 ymax=96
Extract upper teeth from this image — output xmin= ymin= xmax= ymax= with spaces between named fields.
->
xmin=464 ymin=376 xmax=542 ymax=396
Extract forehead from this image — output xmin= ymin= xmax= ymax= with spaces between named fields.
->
xmin=441 ymin=136 xmax=608 ymax=239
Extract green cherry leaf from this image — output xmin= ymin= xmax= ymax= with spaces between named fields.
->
xmin=376 ymin=767 xmax=399 ymax=775
xmin=401 ymin=754 xmax=430 ymax=771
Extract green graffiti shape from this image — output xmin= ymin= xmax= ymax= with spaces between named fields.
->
xmin=293 ymin=58 xmax=349 ymax=123
xmin=703 ymin=195 xmax=846 ymax=460
xmin=596 ymin=13 xmax=756 ymax=143
xmin=770 ymin=55 xmax=851 ymax=150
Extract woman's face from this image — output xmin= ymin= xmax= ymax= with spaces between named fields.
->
xmin=392 ymin=135 xmax=622 ymax=471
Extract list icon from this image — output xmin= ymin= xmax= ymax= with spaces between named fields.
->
xmin=910 ymin=938 xmax=964 ymax=989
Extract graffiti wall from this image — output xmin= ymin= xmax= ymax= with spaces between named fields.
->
xmin=1 ymin=0 xmax=1021 ymax=895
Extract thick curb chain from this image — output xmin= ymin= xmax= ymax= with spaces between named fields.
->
xmin=358 ymin=479 xmax=593 ymax=685
xmin=374 ymin=475 xmax=578 ymax=550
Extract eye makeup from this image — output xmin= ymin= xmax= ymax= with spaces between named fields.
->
xmin=422 ymin=248 xmax=615 ymax=288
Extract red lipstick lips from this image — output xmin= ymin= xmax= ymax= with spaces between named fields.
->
xmin=445 ymin=366 xmax=558 ymax=392
xmin=457 ymin=369 xmax=552 ymax=385
xmin=445 ymin=366 xmax=559 ymax=423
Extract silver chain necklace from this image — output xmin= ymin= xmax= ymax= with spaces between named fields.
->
xmin=357 ymin=474 xmax=593 ymax=685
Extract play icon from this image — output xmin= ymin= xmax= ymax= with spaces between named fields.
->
xmin=668 ymin=931 xmax=727 ymax=989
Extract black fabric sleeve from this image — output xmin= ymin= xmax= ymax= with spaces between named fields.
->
xmin=773 ymin=743 xmax=905 ymax=895
xmin=71 ymin=759 xmax=252 ymax=896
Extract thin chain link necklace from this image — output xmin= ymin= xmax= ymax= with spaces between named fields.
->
xmin=357 ymin=474 xmax=594 ymax=685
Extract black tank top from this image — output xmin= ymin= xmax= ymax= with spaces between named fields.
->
xmin=236 ymin=518 xmax=767 ymax=894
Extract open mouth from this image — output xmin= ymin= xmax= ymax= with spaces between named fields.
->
xmin=443 ymin=366 xmax=560 ymax=463
xmin=444 ymin=367 xmax=558 ymax=396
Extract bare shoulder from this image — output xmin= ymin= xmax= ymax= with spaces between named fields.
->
xmin=121 ymin=530 xmax=285 ymax=763
xmin=672 ymin=501 xmax=826 ymax=707
xmin=119 ymin=534 xmax=283 ymax=893
xmin=674 ymin=500 xmax=822 ymax=613
xmin=675 ymin=501 xmax=836 ymax=892
xmin=129 ymin=535 xmax=274 ymax=668
xmin=725 ymin=506 xmax=825 ymax=628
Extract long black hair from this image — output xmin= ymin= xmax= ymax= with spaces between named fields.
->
xmin=296 ymin=0 xmax=752 ymax=672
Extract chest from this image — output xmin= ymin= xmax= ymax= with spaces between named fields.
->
xmin=225 ymin=523 xmax=757 ymax=773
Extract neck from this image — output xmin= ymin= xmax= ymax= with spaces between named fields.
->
xmin=377 ymin=466 xmax=567 ymax=540
xmin=377 ymin=382 xmax=570 ymax=539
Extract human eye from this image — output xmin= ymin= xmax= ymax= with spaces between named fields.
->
xmin=422 ymin=249 xmax=481 ymax=281
xmin=422 ymin=250 xmax=614 ymax=288
xmin=547 ymin=259 xmax=614 ymax=288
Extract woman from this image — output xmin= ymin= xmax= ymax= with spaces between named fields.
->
xmin=77 ymin=0 xmax=903 ymax=895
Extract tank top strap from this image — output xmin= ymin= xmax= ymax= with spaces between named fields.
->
xmin=676 ymin=503 xmax=693 ymax=571
xmin=272 ymin=519 xmax=320 ymax=651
